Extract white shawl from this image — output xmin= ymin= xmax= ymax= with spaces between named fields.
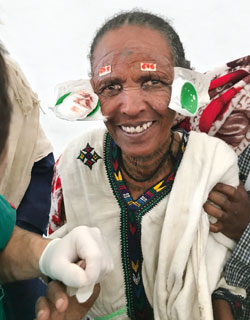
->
xmin=152 ymin=132 xmax=240 ymax=319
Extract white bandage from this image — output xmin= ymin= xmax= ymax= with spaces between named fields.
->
xmin=168 ymin=67 xmax=212 ymax=116
xmin=39 ymin=226 xmax=114 ymax=301
xmin=50 ymin=79 xmax=105 ymax=121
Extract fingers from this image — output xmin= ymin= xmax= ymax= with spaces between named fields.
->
xmin=211 ymin=183 xmax=236 ymax=199
xmin=75 ymin=227 xmax=114 ymax=284
xmin=40 ymin=226 xmax=113 ymax=290
xmin=35 ymin=282 xmax=69 ymax=320
xmin=84 ymin=252 xmax=103 ymax=283
xmin=209 ymin=221 xmax=224 ymax=233
xmin=46 ymin=281 xmax=69 ymax=312
xmin=77 ymin=260 xmax=86 ymax=269
xmin=207 ymin=192 xmax=228 ymax=212
xmin=63 ymin=285 xmax=100 ymax=320
xmin=206 ymin=182 xmax=250 ymax=240
xmin=35 ymin=297 xmax=50 ymax=320
xmin=72 ymin=284 xmax=100 ymax=313
xmin=60 ymin=261 xmax=89 ymax=287
xmin=204 ymin=197 xmax=225 ymax=233
xmin=206 ymin=183 xmax=237 ymax=212
xmin=205 ymin=183 xmax=235 ymax=235
xmin=203 ymin=201 xmax=224 ymax=220
xmin=83 ymin=283 xmax=100 ymax=308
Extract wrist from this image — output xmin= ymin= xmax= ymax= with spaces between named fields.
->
xmin=32 ymin=236 xmax=52 ymax=276
xmin=39 ymin=238 xmax=61 ymax=277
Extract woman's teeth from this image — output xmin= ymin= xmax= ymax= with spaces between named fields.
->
xmin=121 ymin=121 xmax=153 ymax=134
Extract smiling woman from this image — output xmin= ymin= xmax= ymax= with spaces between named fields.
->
xmin=48 ymin=10 xmax=244 ymax=320
xmin=91 ymin=25 xmax=176 ymax=163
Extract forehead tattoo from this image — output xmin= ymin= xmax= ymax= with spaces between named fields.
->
xmin=120 ymin=47 xmax=134 ymax=57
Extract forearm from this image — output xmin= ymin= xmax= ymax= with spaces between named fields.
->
xmin=0 ymin=226 xmax=51 ymax=282
xmin=213 ymin=299 xmax=234 ymax=320
xmin=212 ymin=286 xmax=245 ymax=320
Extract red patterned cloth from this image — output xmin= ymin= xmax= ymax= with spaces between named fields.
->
xmin=49 ymin=157 xmax=64 ymax=235
xmin=174 ymin=55 xmax=250 ymax=155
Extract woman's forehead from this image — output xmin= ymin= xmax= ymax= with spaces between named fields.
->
xmin=92 ymin=25 xmax=173 ymax=73
xmin=92 ymin=61 xmax=174 ymax=82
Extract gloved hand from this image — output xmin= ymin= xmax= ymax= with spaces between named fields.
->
xmin=39 ymin=226 xmax=114 ymax=301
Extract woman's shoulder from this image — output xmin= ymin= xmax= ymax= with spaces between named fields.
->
xmin=187 ymin=131 xmax=238 ymax=175
xmin=175 ymin=129 xmax=236 ymax=158
xmin=178 ymin=131 xmax=239 ymax=189
xmin=188 ymin=131 xmax=236 ymax=154
xmin=62 ymin=125 xmax=107 ymax=153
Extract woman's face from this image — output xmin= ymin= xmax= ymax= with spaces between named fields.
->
xmin=91 ymin=25 xmax=176 ymax=157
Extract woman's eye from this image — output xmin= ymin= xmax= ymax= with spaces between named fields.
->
xmin=142 ymin=79 xmax=161 ymax=89
xmin=107 ymin=84 xmax=121 ymax=90
xmin=100 ymin=84 xmax=122 ymax=97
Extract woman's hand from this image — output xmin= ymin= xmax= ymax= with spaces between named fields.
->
xmin=35 ymin=280 xmax=100 ymax=320
xmin=204 ymin=182 xmax=250 ymax=241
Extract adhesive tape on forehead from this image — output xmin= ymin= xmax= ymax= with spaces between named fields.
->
xmin=49 ymin=79 xmax=105 ymax=121
xmin=168 ymin=67 xmax=211 ymax=116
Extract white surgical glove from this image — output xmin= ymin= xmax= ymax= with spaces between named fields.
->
xmin=39 ymin=226 xmax=114 ymax=301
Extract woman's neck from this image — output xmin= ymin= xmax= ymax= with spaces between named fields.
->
xmin=120 ymin=132 xmax=180 ymax=200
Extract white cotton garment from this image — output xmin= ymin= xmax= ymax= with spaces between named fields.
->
xmin=50 ymin=128 xmax=243 ymax=319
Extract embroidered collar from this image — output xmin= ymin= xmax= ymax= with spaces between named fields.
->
xmin=104 ymin=130 xmax=189 ymax=319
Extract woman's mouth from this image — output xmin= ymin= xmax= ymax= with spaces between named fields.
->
xmin=120 ymin=121 xmax=153 ymax=134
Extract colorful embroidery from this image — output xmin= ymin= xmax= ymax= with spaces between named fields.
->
xmin=77 ymin=143 xmax=102 ymax=170
xmin=104 ymin=130 xmax=188 ymax=320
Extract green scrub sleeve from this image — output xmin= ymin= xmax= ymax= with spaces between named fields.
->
xmin=0 ymin=194 xmax=16 ymax=250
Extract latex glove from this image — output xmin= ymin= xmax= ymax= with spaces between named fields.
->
xmin=39 ymin=226 xmax=114 ymax=298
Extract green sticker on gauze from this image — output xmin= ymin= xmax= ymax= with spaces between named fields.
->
xmin=50 ymin=79 xmax=106 ymax=121
xmin=168 ymin=67 xmax=211 ymax=117
xmin=180 ymin=82 xmax=198 ymax=115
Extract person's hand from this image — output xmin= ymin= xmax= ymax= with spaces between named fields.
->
xmin=39 ymin=226 xmax=113 ymax=301
xmin=204 ymin=182 xmax=250 ymax=241
xmin=35 ymin=280 xmax=100 ymax=320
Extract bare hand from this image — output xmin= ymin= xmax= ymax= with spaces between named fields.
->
xmin=35 ymin=280 xmax=100 ymax=320
xmin=204 ymin=182 xmax=250 ymax=241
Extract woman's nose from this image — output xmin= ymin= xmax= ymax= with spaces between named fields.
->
xmin=119 ymin=87 xmax=146 ymax=116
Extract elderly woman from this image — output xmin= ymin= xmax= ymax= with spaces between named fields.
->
xmin=49 ymin=11 xmax=245 ymax=320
